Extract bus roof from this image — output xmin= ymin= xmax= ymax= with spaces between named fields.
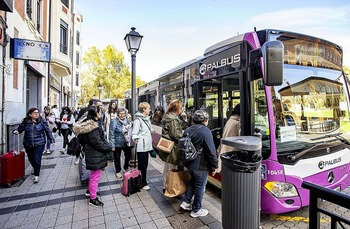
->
xmin=203 ymin=33 xmax=245 ymax=56
xmin=158 ymin=56 xmax=203 ymax=79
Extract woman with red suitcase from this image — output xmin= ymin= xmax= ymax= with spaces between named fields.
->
xmin=13 ymin=108 xmax=55 ymax=183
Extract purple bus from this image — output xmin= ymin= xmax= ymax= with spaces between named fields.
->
xmin=136 ymin=29 xmax=350 ymax=214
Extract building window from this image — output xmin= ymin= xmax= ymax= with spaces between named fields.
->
xmin=26 ymin=0 xmax=32 ymax=19
xmin=61 ymin=0 xmax=69 ymax=8
xmin=60 ymin=19 xmax=68 ymax=54
xmin=36 ymin=1 xmax=41 ymax=33
xmin=75 ymin=72 xmax=79 ymax=86
xmin=76 ymin=52 xmax=80 ymax=66
xmin=76 ymin=31 xmax=80 ymax=45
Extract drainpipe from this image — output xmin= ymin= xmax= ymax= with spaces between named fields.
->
xmin=71 ymin=4 xmax=75 ymax=107
xmin=1 ymin=12 xmax=7 ymax=154
xmin=47 ymin=0 xmax=51 ymax=105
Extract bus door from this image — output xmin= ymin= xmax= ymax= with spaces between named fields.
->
xmin=193 ymin=81 xmax=223 ymax=148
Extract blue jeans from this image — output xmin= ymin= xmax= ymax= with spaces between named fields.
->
xmin=183 ymin=168 xmax=209 ymax=212
xmin=46 ymin=138 xmax=50 ymax=150
xmin=25 ymin=145 xmax=45 ymax=176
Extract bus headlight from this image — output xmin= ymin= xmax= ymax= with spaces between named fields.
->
xmin=264 ymin=181 xmax=298 ymax=198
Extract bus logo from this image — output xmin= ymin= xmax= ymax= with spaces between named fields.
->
xmin=199 ymin=54 xmax=240 ymax=75
xmin=318 ymin=157 xmax=342 ymax=169
xmin=328 ymin=171 xmax=335 ymax=184
xmin=318 ymin=161 xmax=325 ymax=169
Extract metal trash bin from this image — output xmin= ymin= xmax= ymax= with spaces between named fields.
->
xmin=220 ymin=136 xmax=262 ymax=229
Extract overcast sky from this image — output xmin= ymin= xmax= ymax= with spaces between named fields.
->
xmin=75 ymin=0 xmax=350 ymax=82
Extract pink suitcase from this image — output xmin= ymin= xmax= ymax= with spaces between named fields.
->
xmin=121 ymin=144 xmax=142 ymax=196
xmin=121 ymin=169 xmax=142 ymax=196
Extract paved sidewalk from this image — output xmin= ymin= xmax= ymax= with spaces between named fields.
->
xmin=0 ymin=137 xmax=223 ymax=229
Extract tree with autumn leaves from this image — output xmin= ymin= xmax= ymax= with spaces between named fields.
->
xmin=79 ymin=45 xmax=146 ymax=106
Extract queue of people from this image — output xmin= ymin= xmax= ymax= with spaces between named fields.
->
xmin=13 ymin=99 xmax=240 ymax=215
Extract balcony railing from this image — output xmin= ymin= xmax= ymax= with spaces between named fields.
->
xmin=302 ymin=181 xmax=350 ymax=229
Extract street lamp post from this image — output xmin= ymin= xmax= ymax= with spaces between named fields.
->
xmin=124 ymin=27 xmax=143 ymax=120
xmin=97 ymin=83 xmax=102 ymax=100
xmin=124 ymin=27 xmax=143 ymax=168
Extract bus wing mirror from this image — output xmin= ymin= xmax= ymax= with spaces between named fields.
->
xmin=261 ymin=40 xmax=284 ymax=86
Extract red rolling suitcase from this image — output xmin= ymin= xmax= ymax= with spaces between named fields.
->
xmin=121 ymin=145 xmax=141 ymax=196
xmin=0 ymin=134 xmax=25 ymax=187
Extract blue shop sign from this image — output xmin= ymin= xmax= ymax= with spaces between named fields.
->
xmin=10 ymin=38 xmax=51 ymax=62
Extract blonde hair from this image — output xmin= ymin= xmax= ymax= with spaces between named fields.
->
xmin=138 ymin=102 xmax=150 ymax=112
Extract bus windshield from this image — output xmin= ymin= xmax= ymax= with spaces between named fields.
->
xmin=271 ymin=65 xmax=350 ymax=152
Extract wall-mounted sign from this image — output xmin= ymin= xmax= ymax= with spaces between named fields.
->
xmin=10 ymin=38 xmax=51 ymax=62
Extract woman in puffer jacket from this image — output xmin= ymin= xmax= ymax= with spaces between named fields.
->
xmin=73 ymin=106 xmax=112 ymax=207
xmin=13 ymin=108 xmax=55 ymax=184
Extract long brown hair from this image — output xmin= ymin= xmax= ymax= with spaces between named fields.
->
xmin=108 ymin=100 xmax=117 ymax=114
xmin=166 ymin=100 xmax=182 ymax=115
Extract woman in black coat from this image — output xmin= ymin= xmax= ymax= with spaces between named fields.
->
xmin=73 ymin=106 xmax=112 ymax=207
xmin=13 ymin=107 xmax=55 ymax=183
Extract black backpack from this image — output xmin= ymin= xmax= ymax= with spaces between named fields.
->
xmin=178 ymin=126 xmax=203 ymax=165
xmin=67 ymin=136 xmax=82 ymax=157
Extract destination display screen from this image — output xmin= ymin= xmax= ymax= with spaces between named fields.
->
xmin=198 ymin=45 xmax=241 ymax=79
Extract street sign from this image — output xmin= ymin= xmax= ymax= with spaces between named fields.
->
xmin=10 ymin=38 xmax=51 ymax=62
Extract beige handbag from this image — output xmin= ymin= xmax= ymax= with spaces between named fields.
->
xmin=156 ymin=137 xmax=174 ymax=153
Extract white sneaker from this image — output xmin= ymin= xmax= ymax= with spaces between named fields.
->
xmin=74 ymin=157 xmax=80 ymax=165
xmin=33 ymin=176 xmax=39 ymax=183
xmin=180 ymin=202 xmax=192 ymax=211
xmin=115 ymin=172 xmax=122 ymax=178
xmin=46 ymin=149 xmax=51 ymax=154
xmin=60 ymin=149 xmax=65 ymax=154
xmin=190 ymin=208 xmax=208 ymax=218
xmin=142 ymin=185 xmax=150 ymax=190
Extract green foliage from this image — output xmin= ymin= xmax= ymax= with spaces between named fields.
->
xmin=79 ymin=45 xmax=146 ymax=105
xmin=344 ymin=65 xmax=350 ymax=74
